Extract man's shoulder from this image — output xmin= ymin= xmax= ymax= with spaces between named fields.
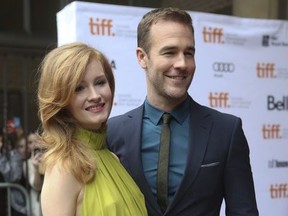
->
xmin=194 ymin=101 xmax=240 ymax=122
xmin=108 ymin=105 xmax=143 ymax=122
xmin=107 ymin=106 xmax=143 ymax=136
xmin=115 ymin=106 xmax=141 ymax=117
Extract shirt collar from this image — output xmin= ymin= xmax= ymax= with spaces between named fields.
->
xmin=144 ymin=96 xmax=191 ymax=125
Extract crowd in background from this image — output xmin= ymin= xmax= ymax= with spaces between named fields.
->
xmin=0 ymin=118 xmax=43 ymax=216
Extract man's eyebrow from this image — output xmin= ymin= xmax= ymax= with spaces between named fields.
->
xmin=159 ymin=46 xmax=176 ymax=51
xmin=159 ymin=45 xmax=195 ymax=53
xmin=187 ymin=46 xmax=195 ymax=52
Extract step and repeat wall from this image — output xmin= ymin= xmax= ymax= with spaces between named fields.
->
xmin=57 ymin=2 xmax=288 ymax=215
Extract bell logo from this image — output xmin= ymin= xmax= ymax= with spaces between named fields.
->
xmin=262 ymin=124 xmax=281 ymax=139
xmin=208 ymin=92 xmax=230 ymax=108
xmin=267 ymin=95 xmax=288 ymax=111
xmin=270 ymin=184 xmax=288 ymax=199
xmin=202 ymin=27 xmax=224 ymax=44
xmin=256 ymin=63 xmax=276 ymax=78
xmin=89 ymin=18 xmax=115 ymax=36
xmin=268 ymin=159 xmax=288 ymax=168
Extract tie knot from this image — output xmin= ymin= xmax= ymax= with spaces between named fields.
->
xmin=162 ymin=113 xmax=172 ymax=125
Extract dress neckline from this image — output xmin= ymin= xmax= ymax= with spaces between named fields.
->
xmin=75 ymin=127 xmax=106 ymax=151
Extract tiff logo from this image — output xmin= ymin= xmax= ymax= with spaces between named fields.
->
xmin=202 ymin=27 xmax=224 ymax=44
xmin=209 ymin=92 xmax=230 ymax=108
xmin=256 ymin=63 xmax=276 ymax=78
xmin=89 ymin=18 xmax=115 ymax=36
xmin=270 ymin=183 xmax=288 ymax=199
xmin=262 ymin=124 xmax=281 ymax=139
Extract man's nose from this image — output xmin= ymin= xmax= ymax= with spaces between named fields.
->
xmin=173 ymin=53 xmax=187 ymax=69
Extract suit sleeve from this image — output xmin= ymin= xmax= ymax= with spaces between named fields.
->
xmin=224 ymin=118 xmax=259 ymax=216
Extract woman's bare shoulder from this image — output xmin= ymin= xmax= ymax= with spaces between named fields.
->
xmin=41 ymin=162 xmax=83 ymax=216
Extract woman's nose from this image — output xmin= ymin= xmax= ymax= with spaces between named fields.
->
xmin=87 ymin=87 xmax=101 ymax=101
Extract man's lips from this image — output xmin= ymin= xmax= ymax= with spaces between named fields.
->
xmin=167 ymin=74 xmax=187 ymax=80
xmin=168 ymin=75 xmax=186 ymax=80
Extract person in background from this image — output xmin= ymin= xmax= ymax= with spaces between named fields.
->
xmin=37 ymin=42 xmax=147 ymax=216
xmin=6 ymin=119 xmax=19 ymax=151
xmin=17 ymin=135 xmax=30 ymax=161
xmin=106 ymin=7 xmax=259 ymax=216
xmin=1 ymin=129 xmax=26 ymax=216
xmin=0 ymin=130 xmax=7 ymax=216
xmin=18 ymin=132 xmax=44 ymax=216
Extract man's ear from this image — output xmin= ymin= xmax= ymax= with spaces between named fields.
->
xmin=136 ymin=47 xmax=147 ymax=69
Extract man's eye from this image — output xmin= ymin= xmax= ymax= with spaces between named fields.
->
xmin=185 ymin=51 xmax=195 ymax=56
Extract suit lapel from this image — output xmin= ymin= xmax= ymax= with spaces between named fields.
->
xmin=168 ymin=100 xmax=212 ymax=211
xmin=124 ymin=105 xmax=163 ymax=215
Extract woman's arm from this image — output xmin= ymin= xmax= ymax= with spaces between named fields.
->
xmin=41 ymin=162 xmax=82 ymax=216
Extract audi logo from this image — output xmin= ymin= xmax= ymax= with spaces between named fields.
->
xmin=212 ymin=62 xmax=235 ymax=72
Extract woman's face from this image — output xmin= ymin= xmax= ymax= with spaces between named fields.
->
xmin=27 ymin=133 xmax=37 ymax=153
xmin=17 ymin=137 xmax=28 ymax=160
xmin=67 ymin=59 xmax=113 ymax=130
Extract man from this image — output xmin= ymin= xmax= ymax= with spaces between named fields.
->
xmin=107 ymin=7 xmax=258 ymax=216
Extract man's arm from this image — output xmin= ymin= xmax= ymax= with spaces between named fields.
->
xmin=224 ymin=118 xmax=259 ymax=215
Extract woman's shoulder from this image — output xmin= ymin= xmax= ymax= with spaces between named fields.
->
xmin=43 ymin=162 xmax=82 ymax=198
xmin=45 ymin=162 xmax=81 ymax=186
xmin=41 ymin=162 xmax=83 ymax=216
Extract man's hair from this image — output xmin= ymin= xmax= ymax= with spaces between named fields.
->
xmin=137 ymin=7 xmax=194 ymax=53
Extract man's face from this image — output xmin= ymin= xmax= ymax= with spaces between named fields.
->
xmin=137 ymin=21 xmax=196 ymax=110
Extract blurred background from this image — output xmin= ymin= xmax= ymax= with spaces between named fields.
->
xmin=0 ymin=0 xmax=287 ymax=132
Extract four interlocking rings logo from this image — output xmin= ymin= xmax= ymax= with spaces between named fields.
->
xmin=213 ymin=62 xmax=235 ymax=72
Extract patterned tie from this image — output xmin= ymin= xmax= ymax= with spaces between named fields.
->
xmin=157 ymin=113 xmax=172 ymax=212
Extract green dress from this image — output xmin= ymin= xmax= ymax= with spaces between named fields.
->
xmin=77 ymin=127 xmax=147 ymax=216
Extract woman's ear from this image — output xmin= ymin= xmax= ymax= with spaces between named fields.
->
xmin=136 ymin=47 xmax=147 ymax=69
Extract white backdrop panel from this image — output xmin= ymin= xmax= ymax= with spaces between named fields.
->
xmin=57 ymin=2 xmax=288 ymax=215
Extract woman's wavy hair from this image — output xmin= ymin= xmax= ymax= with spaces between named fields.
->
xmin=37 ymin=42 xmax=115 ymax=183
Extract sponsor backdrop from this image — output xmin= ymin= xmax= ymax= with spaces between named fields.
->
xmin=57 ymin=2 xmax=288 ymax=215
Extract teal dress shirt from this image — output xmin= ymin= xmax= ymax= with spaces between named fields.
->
xmin=141 ymin=96 xmax=191 ymax=203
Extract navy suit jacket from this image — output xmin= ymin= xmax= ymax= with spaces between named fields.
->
xmin=106 ymin=99 xmax=258 ymax=216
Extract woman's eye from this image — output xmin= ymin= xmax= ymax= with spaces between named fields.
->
xmin=75 ymin=85 xmax=84 ymax=92
xmin=95 ymin=79 xmax=107 ymax=86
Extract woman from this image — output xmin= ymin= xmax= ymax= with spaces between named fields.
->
xmin=37 ymin=42 xmax=147 ymax=216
